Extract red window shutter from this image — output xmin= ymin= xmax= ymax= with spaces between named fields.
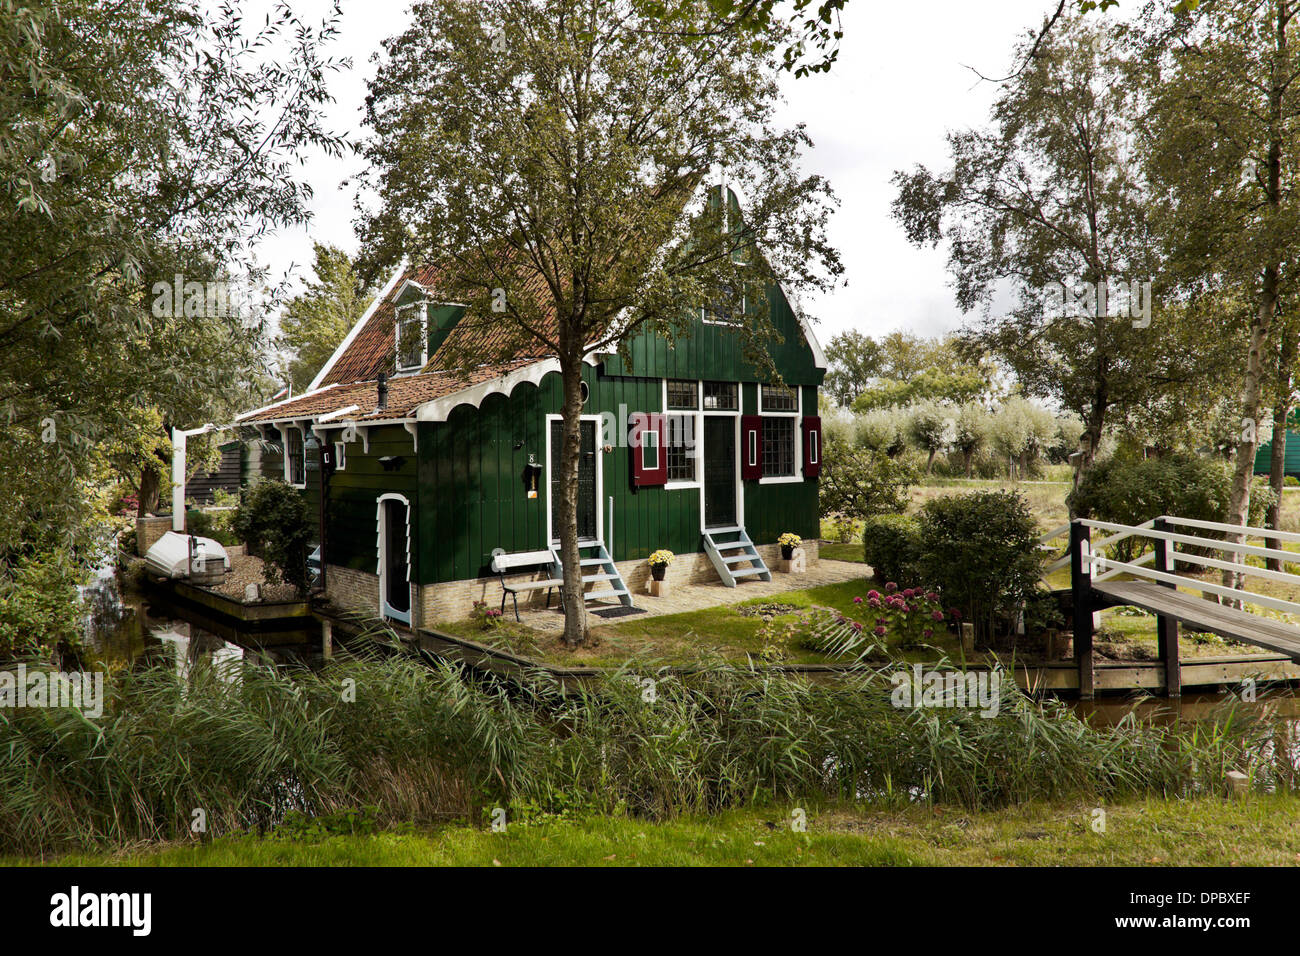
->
xmin=631 ymin=413 xmax=667 ymax=487
xmin=741 ymin=415 xmax=763 ymax=480
xmin=803 ymin=416 xmax=822 ymax=478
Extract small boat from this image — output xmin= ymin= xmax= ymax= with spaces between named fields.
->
xmin=143 ymin=531 xmax=231 ymax=585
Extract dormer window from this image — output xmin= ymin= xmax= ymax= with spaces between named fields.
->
xmin=395 ymin=301 xmax=428 ymax=372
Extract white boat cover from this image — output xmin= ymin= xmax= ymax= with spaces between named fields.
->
xmin=143 ymin=531 xmax=231 ymax=579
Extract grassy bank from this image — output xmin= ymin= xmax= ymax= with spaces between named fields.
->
xmin=35 ymin=795 xmax=1300 ymax=866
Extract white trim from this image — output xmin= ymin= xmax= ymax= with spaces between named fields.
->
xmin=700 ymin=413 xmax=745 ymax=531
xmin=278 ymin=424 xmax=308 ymax=489
xmin=394 ymin=300 xmax=429 ymax=374
xmin=414 ymin=358 xmax=558 ymax=422
xmin=544 ymin=414 xmax=604 ymax=546
xmin=758 ymin=384 xmax=803 ymax=484
xmin=308 ymin=262 xmax=408 ymax=392
xmin=334 ymin=442 xmax=346 ymax=471
xmin=317 ymin=404 xmax=360 ymax=423
xmin=236 ymin=382 xmax=345 ymax=423
xmin=376 ymin=492 xmax=412 ymax=625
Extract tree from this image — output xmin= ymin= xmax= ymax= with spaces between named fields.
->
xmin=953 ymin=402 xmax=990 ymax=478
xmin=819 ymin=435 xmax=916 ymax=523
xmin=0 ymin=1 xmax=347 ymax=557
xmin=1138 ymin=0 xmax=1300 ymax=580
xmin=905 ymin=400 xmax=951 ymax=474
xmin=823 ymin=330 xmax=883 ymax=406
xmin=892 ymin=18 xmax=1211 ymax=485
xmin=279 ymin=244 xmax=373 ymax=394
xmin=357 ymin=0 xmax=840 ymax=646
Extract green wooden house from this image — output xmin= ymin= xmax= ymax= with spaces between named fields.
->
xmin=1254 ymin=409 xmax=1300 ymax=478
xmin=236 ymin=239 xmax=826 ymax=627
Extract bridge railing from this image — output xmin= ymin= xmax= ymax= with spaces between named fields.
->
xmin=1070 ymin=516 xmax=1300 ymax=618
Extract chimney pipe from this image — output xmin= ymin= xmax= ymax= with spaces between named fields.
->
xmin=377 ymin=372 xmax=388 ymax=411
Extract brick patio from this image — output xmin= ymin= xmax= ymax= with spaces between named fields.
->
xmin=516 ymin=558 xmax=873 ymax=631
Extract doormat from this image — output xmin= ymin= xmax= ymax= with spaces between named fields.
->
xmin=591 ymin=606 xmax=647 ymax=619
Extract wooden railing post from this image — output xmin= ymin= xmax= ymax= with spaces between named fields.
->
xmin=1070 ymin=519 xmax=1095 ymax=700
xmin=1152 ymin=517 xmax=1181 ymax=698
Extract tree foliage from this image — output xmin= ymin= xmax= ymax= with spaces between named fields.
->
xmin=279 ymin=244 xmax=373 ymax=394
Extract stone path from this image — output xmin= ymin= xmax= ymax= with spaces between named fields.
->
xmin=517 ymin=558 xmax=873 ymax=631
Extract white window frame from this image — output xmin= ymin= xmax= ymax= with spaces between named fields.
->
xmin=334 ymin=441 xmax=347 ymax=471
xmin=663 ymin=379 xmax=702 ymax=489
xmin=758 ymin=384 xmax=802 ymax=484
xmin=700 ymin=293 xmax=746 ymax=327
xmin=281 ymin=425 xmax=307 ymax=489
xmin=394 ymin=301 xmax=428 ymax=373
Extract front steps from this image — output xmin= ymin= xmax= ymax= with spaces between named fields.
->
xmin=551 ymin=541 xmax=635 ymax=608
xmin=702 ymin=526 xmax=771 ymax=587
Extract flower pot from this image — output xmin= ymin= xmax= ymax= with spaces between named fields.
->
xmin=651 ymin=565 xmax=667 ymax=581
xmin=781 ymin=545 xmax=795 ymax=560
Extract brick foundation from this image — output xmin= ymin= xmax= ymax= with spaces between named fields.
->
xmin=135 ymin=516 xmax=174 ymax=556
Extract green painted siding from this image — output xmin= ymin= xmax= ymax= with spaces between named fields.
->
xmin=1254 ymin=430 xmax=1300 ymax=477
xmin=324 ymin=425 xmax=417 ymax=574
xmin=601 ymin=282 xmax=824 ymax=387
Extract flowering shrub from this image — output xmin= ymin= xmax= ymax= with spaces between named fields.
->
xmin=647 ymin=549 xmax=674 ymax=569
xmin=797 ymin=585 xmax=949 ymax=659
xmin=471 ymin=600 xmax=504 ymax=630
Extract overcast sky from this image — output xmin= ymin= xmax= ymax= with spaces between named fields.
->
xmin=266 ymin=0 xmax=1085 ymax=346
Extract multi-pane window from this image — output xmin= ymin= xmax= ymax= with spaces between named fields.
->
xmin=702 ymin=381 xmax=738 ymax=410
xmin=395 ymin=302 xmax=426 ymax=371
xmin=666 ymin=379 xmax=697 ymax=410
xmin=665 ymin=414 xmax=696 ymax=482
xmin=762 ymin=417 xmax=796 ymax=478
xmin=286 ymin=427 xmax=306 ymax=485
xmin=760 ymin=384 xmax=797 ymax=412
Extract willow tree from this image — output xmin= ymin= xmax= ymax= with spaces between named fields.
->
xmin=357 ymin=0 xmax=840 ymax=645
xmin=0 ymin=1 xmax=347 ymax=555
xmin=1138 ymin=0 xmax=1300 ymax=565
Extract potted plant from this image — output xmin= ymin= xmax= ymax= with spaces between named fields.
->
xmin=778 ymin=532 xmax=802 ymax=561
xmin=648 ymin=549 xmax=674 ymax=581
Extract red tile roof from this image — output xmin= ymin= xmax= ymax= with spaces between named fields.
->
xmin=239 ymin=358 xmax=541 ymax=424
xmin=321 ymin=261 xmax=556 ymax=386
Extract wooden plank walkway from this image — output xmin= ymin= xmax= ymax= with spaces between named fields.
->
xmin=1092 ymin=580 xmax=1300 ymax=662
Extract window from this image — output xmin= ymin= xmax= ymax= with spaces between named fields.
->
xmin=395 ymin=302 xmax=427 ymax=372
xmin=641 ymin=426 xmax=660 ymax=471
xmin=334 ymin=441 xmax=347 ymax=471
xmin=702 ymin=291 xmax=745 ymax=326
xmin=702 ymin=381 xmax=738 ymax=410
xmin=666 ymin=379 xmax=697 ymax=410
xmin=665 ymin=414 xmax=696 ymax=483
xmin=762 ymin=417 xmax=796 ymax=478
xmin=760 ymin=384 xmax=797 ymax=412
xmin=286 ymin=427 xmax=306 ymax=486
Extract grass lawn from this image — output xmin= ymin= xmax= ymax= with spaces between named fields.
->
xmin=435 ymin=578 xmax=973 ymax=668
xmin=33 ymin=794 xmax=1300 ymax=866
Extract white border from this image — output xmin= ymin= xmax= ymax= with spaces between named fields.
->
xmin=308 ymin=262 xmax=408 ymax=392
xmin=376 ymin=492 xmax=412 ymax=625
xmin=700 ymin=413 xmax=744 ymax=531
xmin=758 ymin=384 xmax=802 ymax=484
xmin=544 ymin=413 xmax=604 ymax=546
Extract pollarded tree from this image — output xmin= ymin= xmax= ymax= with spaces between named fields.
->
xmin=905 ymin=400 xmax=952 ymax=474
xmin=953 ymin=402 xmax=990 ymax=478
xmin=279 ymin=244 xmax=374 ymax=394
xmin=357 ymin=0 xmax=841 ymax=646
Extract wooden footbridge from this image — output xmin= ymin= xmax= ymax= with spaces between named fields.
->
xmin=1040 ymin=516 xmax=1300 ymax=699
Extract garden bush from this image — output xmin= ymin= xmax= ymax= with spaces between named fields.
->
xmin=232 ymin=480 xmax=312 ymax=594
xmin=861 ymin=513 xmax=923 ymax=585
xmin=916 ymin=490 xmax=1041 ymax=644
xmin=1069 ymin=455 xmax=1277 ymax=560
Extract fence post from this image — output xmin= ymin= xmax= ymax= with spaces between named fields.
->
xmin=1152 ymin=517 xmax=1181 ymax=698
xmin=1070 ymin=519 xmax=1094 ymax=700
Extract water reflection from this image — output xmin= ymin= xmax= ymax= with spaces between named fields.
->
xmin=1076 ymin=690 xmax=1300 ymax=726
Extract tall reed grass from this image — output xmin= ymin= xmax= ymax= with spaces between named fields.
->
xmin=0 ymin=648 xmax=1293 ymax=856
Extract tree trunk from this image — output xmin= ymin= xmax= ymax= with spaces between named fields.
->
xmin=137 ymin=465 xmax=161 ymax=518
xmin=1266 ymin=398 xmax=1291 ymax=571
xmin=964 ymin=449 xmax=973 ymax=478
xmin=557 ymin=358 xmax=589 ymax=647
xmin=925 ymin=448 xmax=936 ymax=475
xmin=1224 ymin=275 xmax=1279 ymax=595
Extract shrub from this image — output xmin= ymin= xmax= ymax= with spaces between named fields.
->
xmin=820 ymin=436 xmax=916 ymax=523
xmin=861 ymin=514 xmax=923 ymax=585
xmin=1069 ymin=455 xmax=1277 ymax=561
xmin=916 ymin=490 xmax=1041 ymax=644
xmin=232 ymin=480 xmax=312 ymax=594
xmin=0 ymin=551 xmax=85 ymax=661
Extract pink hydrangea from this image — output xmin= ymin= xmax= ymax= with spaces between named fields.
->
xmin=931 ymin=609 xmax=944 ymax=621
xmin=874 ymin=625 xmax=887 ymax=637
xmin=852 ymin=596 xmax=863 ymax=604
xmin=885 ymin=582 xmax=898 ymax=593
